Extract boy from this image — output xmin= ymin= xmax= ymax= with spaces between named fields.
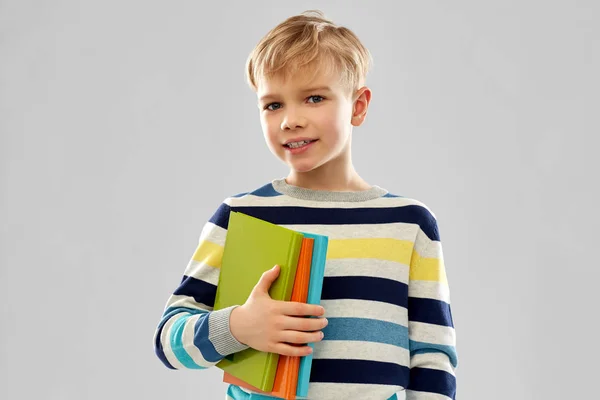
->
xmin=154 ymin=10 xmax=457 ymax=400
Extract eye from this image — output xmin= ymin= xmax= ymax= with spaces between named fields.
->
xmin=307 ymin=95 xmax=324 ymax=103
xmin=265 ymin=102 xmax=282 ymax=111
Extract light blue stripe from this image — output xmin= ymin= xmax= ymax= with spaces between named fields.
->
xmin=323 ymin=317 xmax=409 ymax=349
xmin=170 ymin=313 xmax=205 ymax=369
xmin=227 ymin=384 xmax=248 ymax=399
xmin=410 ymin=340 xmax=458 ymax=368
xmin=226 ymin=384 xmax=279 ymax=399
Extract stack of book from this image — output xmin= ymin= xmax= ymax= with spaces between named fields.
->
xmin=213 ymin=211 xmax=329 ymax=400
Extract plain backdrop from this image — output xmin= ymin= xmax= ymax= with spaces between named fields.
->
xmin=1 ymin=1 xmax=598 ymax=399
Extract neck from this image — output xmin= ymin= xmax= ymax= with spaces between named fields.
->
xmin=285 ymin=147 xmax=371 ymax=192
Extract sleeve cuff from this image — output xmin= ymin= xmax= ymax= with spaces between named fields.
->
xmin=208 ymin=305 xmax=250 ymax=356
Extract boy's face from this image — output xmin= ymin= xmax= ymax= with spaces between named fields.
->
xmin=256 ymin=65 xmax=369 ymax=175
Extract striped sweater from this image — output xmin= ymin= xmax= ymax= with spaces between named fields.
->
xmin=154 ymin=178 xmax=458 ymax=400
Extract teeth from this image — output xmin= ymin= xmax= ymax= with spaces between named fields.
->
xmin=287 ymin=140 xmax=311 ymax=148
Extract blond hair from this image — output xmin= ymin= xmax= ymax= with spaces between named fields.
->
xmin=245 ymin=10 xmax=372 ymax=95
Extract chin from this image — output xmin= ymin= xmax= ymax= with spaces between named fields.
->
xmin=287 ymin=160 xmax=319 ymax=173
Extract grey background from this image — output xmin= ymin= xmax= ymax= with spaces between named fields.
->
xmin=1 ymin=1 xmax=598 ymax=399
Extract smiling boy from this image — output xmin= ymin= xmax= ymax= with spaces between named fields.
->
xmin=154 ymin=10 xmax=458 ymax=400
xmin=256 ymin=61 xmax=372 ymax=192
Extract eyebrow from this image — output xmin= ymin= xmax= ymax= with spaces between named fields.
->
xmin=259 ymin=86 xmax=333 ymax=102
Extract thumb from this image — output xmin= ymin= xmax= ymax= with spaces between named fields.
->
xmin=254 ymin=265 xmax=280 ymax=294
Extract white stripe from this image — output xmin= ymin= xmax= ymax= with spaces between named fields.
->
xmin=160 ymin=312 xmax=188 ymax=369
xmin=182 ymin=313 xmax=213 ymax=368
xmin=164 ymin=294 xmax=213 ymax=312
xmin=313 ymin=339 xmax=409 ymax=365
xmin=198 ymin=222 xmax=227 ymax=245
xmin=183 ymin=259 xmax=220 ymax=285
xmin=409 ymin=321 xmax=456 ymax=347
xmin=321 ymin=299 xmax=407 ymax=325
xmin=308 ymin=382 xmax=404 ymax=400
xmin=408 ymin=281 xmax=450 ymax=303
xmin=410 ymin=352 xmax=456 ymax=376
xmin=406 ymin=390 xmax=452 ymax=400
xmin=414 ymin=232 xmax=441 ymax=256
xmin=280 ymin=222 xmax=420 ymax=241
xmin=325 ymin=258 xmax=409 ymax=283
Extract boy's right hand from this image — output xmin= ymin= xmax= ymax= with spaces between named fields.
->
xmin=229 ymin=264 xmax=328 ymax=357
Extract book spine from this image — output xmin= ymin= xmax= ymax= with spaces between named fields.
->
xmin=297 ymin=236 xmax=328 ymax=397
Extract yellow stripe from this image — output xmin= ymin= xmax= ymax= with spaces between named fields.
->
xmin=191 ymin=240 xmax=223 ymax=268
xmin=327 ymin=238 xmax=413 ymax=264
xmin=409 ymin=250 xmax=447 ymax=284
xmin=194 ymin=238 xmax=445 ymax=284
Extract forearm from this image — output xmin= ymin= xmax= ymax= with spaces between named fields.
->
xmin=154 ymin=302 xmax=249 ymax=370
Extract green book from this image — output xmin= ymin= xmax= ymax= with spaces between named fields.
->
xmin=213 ymin=211 xmax=304 ymax=392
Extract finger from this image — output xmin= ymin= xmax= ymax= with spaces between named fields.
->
xmin=279 ymin=315 xmax=328 ymax=332
xmin=278 ymin=301 xmax=325 ymax=317
xmin=272 ymin=343 xmax=314 ymax=357
xmin=277 ymin=329 xmax=324 ymax=345
xmin=254 ymin=265 xmax=280 ymax=293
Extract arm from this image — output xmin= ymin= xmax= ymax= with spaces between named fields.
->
xmin=406 ymin=208 xmax=458 ymax=399
xmin=153 ymin=202 xmax=249 ymax=370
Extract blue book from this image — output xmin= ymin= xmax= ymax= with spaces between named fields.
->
xmin=296 ymin=232 xmax=329 ymax=398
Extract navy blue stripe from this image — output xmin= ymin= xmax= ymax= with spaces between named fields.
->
xmin=174 ymin=275 xmax=216 ymax=308
xmin=210 ymin=203 xmax=438 ymax=240
xmin=233 ymin=205 xmax=425 ymax=228
xmin=232 ymin=183 xmax=283 ymax=198
xmin=408 ymin=297 xmax=454 ymax=328
xmin=310 ymin=359 xmax=409 ymax=386
xmin=408 ymin=367 xmax=456 ymax=399
xmin=155 ymin=347 xmax=175 ymax=369
xmin=251 ymin=183 xmax=283 ymax=197
xmin=322 ymin=276 xmax=408 ymax=308
xmin=209 ymin=202 xmax=232 ymax=228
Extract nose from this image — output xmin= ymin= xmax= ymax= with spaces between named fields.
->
xmin=280 ymin=107 xmax=306 ymax=131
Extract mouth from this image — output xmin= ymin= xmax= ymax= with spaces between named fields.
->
xmin=283 ymin=139 xmax=318 ymax=149
xmin=282 ymin=139 xmax=318 ymax=154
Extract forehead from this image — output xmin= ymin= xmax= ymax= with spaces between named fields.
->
xmin=256 ymin=63 xmax=343 ymax=98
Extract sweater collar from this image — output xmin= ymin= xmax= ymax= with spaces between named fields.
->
xmin=271 ymin=178 xmax=388 ymax=202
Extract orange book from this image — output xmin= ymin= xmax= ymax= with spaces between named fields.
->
xmin=223 ymin=237 xmax=314 ymax=400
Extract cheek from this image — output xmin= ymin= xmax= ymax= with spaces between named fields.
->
xmin=260 ymin=116 xmax=273 ymax=137
xmin=261 ymin=117 xmax=282 ymax=150
xmin=317 ymin=108 xmax=348 ymax=140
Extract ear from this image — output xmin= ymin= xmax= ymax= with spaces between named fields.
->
xmin=351 ymin=86 xmax=372 ymax=127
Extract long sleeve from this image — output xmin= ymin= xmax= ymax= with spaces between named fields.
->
xmin=153 ymin=202 xmax=249 ymax=370
xmin=406 ymin=209 xmax=458 ymax=399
